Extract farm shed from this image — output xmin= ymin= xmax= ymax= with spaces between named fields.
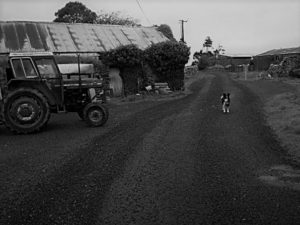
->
xmin=215 ymin=55 xmax=252 ymax=72
xmin=0 ymin=21 xmax=169 ymax=95
xmin=0 ymin=21 xmax=168 ymax=53
xmin=254 ymin=47 xmax=300 ymax=71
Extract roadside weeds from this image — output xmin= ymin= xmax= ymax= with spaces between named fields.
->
xmin=265 ymin=92 xmax=300 ymax=163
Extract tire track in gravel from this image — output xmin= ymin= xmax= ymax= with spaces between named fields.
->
xmin=0 ymin=75 xmax=214 ymax=225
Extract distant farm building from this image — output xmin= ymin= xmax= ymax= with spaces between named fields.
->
xmin=215 ymin=55 xmax=252 ymax=72
xmin=254 ymin=47 xmax=300 ymax=71
xmin=0 ymin=21 xmax=168 ymax=96
xmin=227 ymin=55 xmax=252 ymax=71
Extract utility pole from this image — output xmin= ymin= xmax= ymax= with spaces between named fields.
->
xmin=179 ymin=19 xmax=187 ymax=43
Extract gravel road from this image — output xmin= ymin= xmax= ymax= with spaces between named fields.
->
xmin=1 ymin=71 xmax=300 ymax=225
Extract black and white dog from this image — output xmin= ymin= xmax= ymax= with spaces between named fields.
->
xmin=221 ymin=93 xmax=230 ymax=113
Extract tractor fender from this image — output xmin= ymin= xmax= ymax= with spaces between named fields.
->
xmin=7 ymin=79 xmax=57 ymax=106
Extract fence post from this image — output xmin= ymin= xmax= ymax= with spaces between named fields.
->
xmin=243 ymin=64 xmax=248 ymax=80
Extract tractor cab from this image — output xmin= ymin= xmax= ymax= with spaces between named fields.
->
xmin=7 ymin=52 xmax=64 ymax=107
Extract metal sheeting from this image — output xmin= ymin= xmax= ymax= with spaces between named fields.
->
xmin=257 ymin=47 xmax=300 ymax=56
xmin=0 ymin=21 xmax=169 ymax=54
xmin=58 ymin=64 xmax=94 ymax=74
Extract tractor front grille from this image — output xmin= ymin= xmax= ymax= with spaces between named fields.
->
xmin=89 ymin=88 xmax=104 ymax=102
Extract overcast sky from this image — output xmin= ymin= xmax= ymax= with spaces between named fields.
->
xmin=0 ymin=0 xmax=299 ymax=56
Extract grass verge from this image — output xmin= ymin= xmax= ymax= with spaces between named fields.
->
xmin=232 ymin=71 xmax=300 ymax=164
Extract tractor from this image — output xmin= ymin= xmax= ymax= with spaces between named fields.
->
xmin=0 ymin=52 xmax=109 ymax=134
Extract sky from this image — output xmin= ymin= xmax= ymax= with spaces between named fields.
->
xmin=0 ymin=0 xmax=299 ymax=57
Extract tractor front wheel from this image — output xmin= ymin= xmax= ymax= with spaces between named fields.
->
xmin=83 ymin=103 xmax=108 ymax=127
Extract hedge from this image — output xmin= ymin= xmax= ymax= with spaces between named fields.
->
xmin=144 ymin=41 xmax=190 ymax=90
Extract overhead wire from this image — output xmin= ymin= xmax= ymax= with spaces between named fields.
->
xmin=135 ymin=0 xmax=152 ymax=26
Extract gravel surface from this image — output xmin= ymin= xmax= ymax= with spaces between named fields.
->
xmin=1 ymin=71 xmax=300 ymax=225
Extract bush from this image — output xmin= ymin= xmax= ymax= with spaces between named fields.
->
xmin=100 ymin=44 xmax=143 ymax=68
xmin=197 ymin=53 xmax=215 ymax=70
xmin=197 ymin=55 xmax=209 ymax=70
xmin=144 ymin=41 xmax=190 ymax=90
xmin=268 ymin=56 xmax=300 ymax=77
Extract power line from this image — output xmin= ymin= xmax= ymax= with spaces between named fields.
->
xmin=135 ymin=0 xmax=152 ymax=26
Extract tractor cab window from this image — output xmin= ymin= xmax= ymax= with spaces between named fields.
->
xmin=35 ymin=58 xmax=59 ymax=79
xmin=23 ymin=59 xmax=38 ymax=77
xmin=11 ymin=59 xmax=25 ymax=78
xmin=11 ymin=58 xmax=38 ymax=78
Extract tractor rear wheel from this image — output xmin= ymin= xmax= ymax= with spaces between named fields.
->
xmin=83 ymin=103 xmax=108 ymax=127
xmin=2 ymin=88 xmax=50 ymax=134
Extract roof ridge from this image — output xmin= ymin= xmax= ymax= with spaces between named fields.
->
xmin=0 ymin=20 xmax=154 ymax=29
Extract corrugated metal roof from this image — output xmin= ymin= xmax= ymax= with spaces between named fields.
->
xmin=226 ymin=55 xmax=252 ymax=58
xmin=0 ymin=21 xmax=169 ymax=54
xmin=257 ymin=47 xmax=300 ymax=56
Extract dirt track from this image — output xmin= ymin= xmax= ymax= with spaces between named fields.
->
xmin=1 ymin=71 xmax=300 ymax=225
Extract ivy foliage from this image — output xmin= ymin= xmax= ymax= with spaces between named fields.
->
xmin=100 ymin=41 xmax=190 ymax=92
xmin=100 ymin=44 xmax=144 ymax=68
xmin=156 ymin=24 xmax=176 ymax=41
xmin=144 ymin=41 xmax=190 ymax=81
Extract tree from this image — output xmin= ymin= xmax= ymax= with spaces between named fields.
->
xmin=193 ymin=50 xmax=202 ymax=61
xmin=96 ymin=10 xmax=139 ymax=26
xmin=156 ymin=24 xmax=176 ymax=41
xmin=54 ymin=1 xmax=97 ymax=23
xmin=54 ymin=2 xmax=140 ymax=26
xmin=203 ymin=36 xmax=213 ymax=52
xmin=214 ymin=44 xmax=225 ymax=59
xmin=193 ymin=48 xmax=214 ymax=70
xmin=197 ymin=55 xmax=209 ymax=70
